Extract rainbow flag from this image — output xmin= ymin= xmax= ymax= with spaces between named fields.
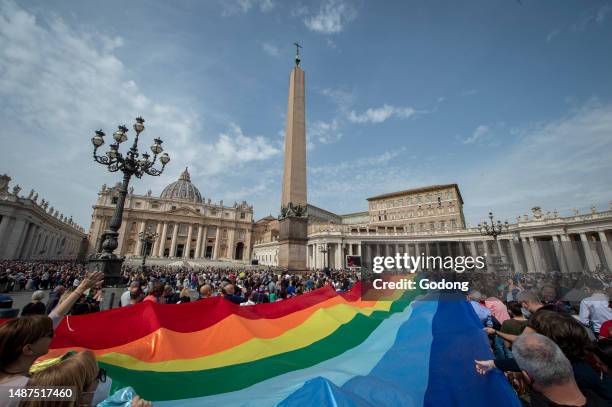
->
xmin=38 ymin=284 xmax=521 ymax=406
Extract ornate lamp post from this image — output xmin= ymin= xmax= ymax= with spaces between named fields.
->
xmin=318 ymin=240 xmax=329 ymax=270
xmin=89 ymin=117 xmax=170 ymax=285
xmin=478 ymin=211 xmax=509 ymax=240
xmin=139 ymin=228 xmax=159 ymax=272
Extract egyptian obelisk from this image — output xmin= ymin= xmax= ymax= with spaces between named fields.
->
xmin=278 ymin=43 xmax=308 ymax=270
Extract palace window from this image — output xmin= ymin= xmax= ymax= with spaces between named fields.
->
xmin=171 ymin=205 xmax=176 ymax=210
xmin=135 ymin=202 xmax=141 ymax=208
xmin=240 ymin=212 xmax=246 ymax=219
xmin=111 ymin=196 xmax=118 ymax=204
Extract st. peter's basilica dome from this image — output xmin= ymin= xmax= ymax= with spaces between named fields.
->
xmin=160 ymin=167 xmax=203 ymax=203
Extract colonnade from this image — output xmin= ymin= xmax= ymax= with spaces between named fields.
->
xmin=305 ymin=229 xmax=612 ymax=273
xmin=0 ymin=214 xmax=84 ymax=260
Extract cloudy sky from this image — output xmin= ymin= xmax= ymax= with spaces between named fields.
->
xmin=1 ymin=0 xmax=611 ymax=230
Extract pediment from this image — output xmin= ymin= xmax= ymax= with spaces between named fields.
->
xmin=165 ymin=206 xmax=202 ymax=217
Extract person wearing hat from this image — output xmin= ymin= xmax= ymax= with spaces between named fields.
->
xmin=21 ymin=291 xmax=46 ymax=316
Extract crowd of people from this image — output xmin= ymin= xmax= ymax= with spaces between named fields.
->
xmin=0 ymin=261 xmax=87 ymax=293
xmin=119 ymin=264 xmax=359 ymax=306
xmin=468 ymin=273 xmax=612 ymax=406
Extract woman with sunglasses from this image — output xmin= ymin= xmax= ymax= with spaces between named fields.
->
xmin=0 ymin=272 xmax=104 ymax=407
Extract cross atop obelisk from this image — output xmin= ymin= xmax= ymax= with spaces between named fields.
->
xmin=293 ymin=42 xmax=302 ymax=66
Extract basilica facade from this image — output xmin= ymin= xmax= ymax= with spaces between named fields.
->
xmin=87 ymin=168 xmax=254 ymax=262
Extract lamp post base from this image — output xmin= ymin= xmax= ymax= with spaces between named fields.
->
xmin=88 ymin=257 xmax=125 ymax=287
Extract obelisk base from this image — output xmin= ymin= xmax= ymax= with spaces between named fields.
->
xmin=278 ymin=217 xmax=308 ymax=271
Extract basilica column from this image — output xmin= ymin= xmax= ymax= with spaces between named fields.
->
xmin=195 ymin=225 xmax=203 ymax=259
xmin=184 ymin=224 xmax=193 ymax=258
xmin=134 ymin=221 xmax=146 ymax=256
xmin=152 ymin=222 xmax=162 ymax=257
xmin=227 ymin=228 xmax=236 ymax=260
xmin=170 ymin=223 xmax=179 ymax=258
xmin=580 ymin=233 xmax=597 ymax=272
xmin=214 ymin=226 xmax=221 ymax=259
xmin=158 ymin=222 xmax=168 ymax=257
xmin=245 ymin=229 xmax=252 ymax=261
xmin=201 ymin=226 xmax=209 ymax=258
xmin=522 ymin=238 xmax=536 ymax=273
xmin=598 ymin=231 xmax=612 ymax=271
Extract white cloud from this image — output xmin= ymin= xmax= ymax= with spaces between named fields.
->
xmin=546 ymin=29 xmax=560 ymax=42
xmin=291 ymin=4 xmax=309 ymax=18
xmin=596 ymin=4 xmax=612 ymax=23
xmin=261 ymin=41 xmax=279 ymax=57
xmin=461 ymin=125 xmax=490 ymax=144
xmin=348 ymin=104 xmax=417 ymax=124
xmin=320 ymin=87 xmax=355 ymax=113
xmin=0 ymin=0 xmax=279 ymax=226
xmin=304 ymin=0 xmax=357 ymax=34
xmin=309 ymin=119 xmax=342 ymax=144
xmin=202 ymin=123 xmax=280 ymax=174
xmin=221 ymin=0 xmax=274 ymax=16
xmin=310 ymin=148 xmax=405 ymax=176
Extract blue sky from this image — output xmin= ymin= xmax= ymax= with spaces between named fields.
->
xmin=1 ymin=0 xmax=611 ymax=230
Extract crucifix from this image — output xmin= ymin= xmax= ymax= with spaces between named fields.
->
xmin=294 ymin=42 xmax=302 ymax=66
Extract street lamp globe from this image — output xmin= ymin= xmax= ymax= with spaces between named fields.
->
xmin=113 ymin=126 xmax=128 ymax=143
xmin=150 ymin=138 xmax=163 ymax=155
xmin=159 ymin=152 xmax=170 ymax=165
xmin=91 ymin=130 xmax=105 ymax=147
xmin=107 ymin=144 xmax=119 ymax=159
xmin=133 ymin=117 xmax=145 ymax=133
xmin=139 ymin=152 xmax=150 ymax=165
